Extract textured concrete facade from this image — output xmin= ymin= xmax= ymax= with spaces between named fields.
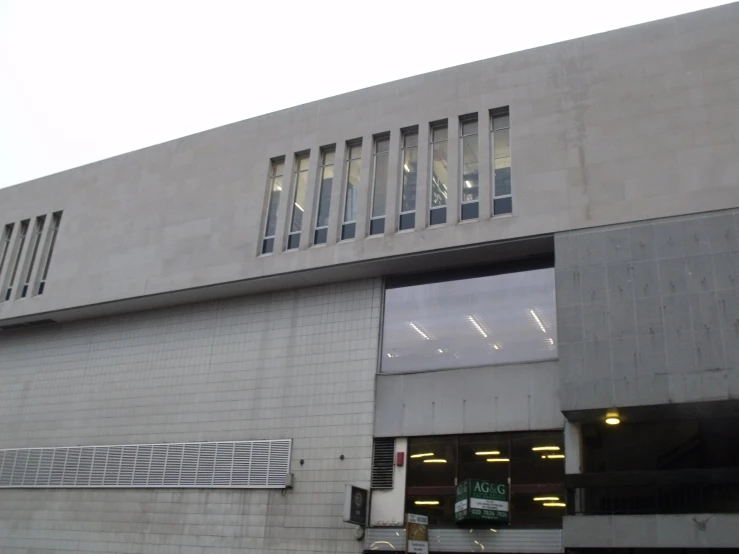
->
xmin=556 ymin=208 xmax=739 ymax=412
xmin=374 ymin=361 xmax=563 ymax=438
xmin=0 ymin=279 xmax=380 ymax=553
xmin=0 ymin=3 xmax=738 ymax=324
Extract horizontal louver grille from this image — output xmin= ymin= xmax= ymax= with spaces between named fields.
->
xmin=371 ymin=438 xmax=394 ymax=489
xmin=0 ymin=439 xmax=291 ymax=489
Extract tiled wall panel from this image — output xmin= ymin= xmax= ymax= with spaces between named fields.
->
xmin=0 ymin=279 xmax=381 ymax=553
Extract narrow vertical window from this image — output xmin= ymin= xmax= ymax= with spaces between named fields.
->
xmin=20 ymin=215 xmax=46 ymax=298
xmin=429 ymin=125 xmax=448 ymax=226
xmin=313 ymin=148 xmax=335 ymax=245
xmin=38 ymin=212 xmax=62 ymax=295
xmin=0 ymin=224 xmax=14 ymax=280
xmin=341 ymin=142 xmax=362 ymax=240
xmin=398 ymin=131 xmax=418 ymax=231
xmin=460 ymin=117 xmax=479 ymax=221
xmin=262 ymin=159 xmax=284 ymax=254
xmin=5 ymin=220 xmax=29 ymax=301
xmin=369 ymin=136 xmax=390 ymax=235
xmin=492 ymin=108 xmax=512 ymax=215
xmin=287 ymin=153 xmax=310 ymax=250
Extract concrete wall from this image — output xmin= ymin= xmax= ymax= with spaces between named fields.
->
xmin=563 ymin=513 xmax=739 ymax=548
xmin=556 ymin=209 xmax=739 ymax=412
xmin=374 ymin=361 xmax=563 ymax=437
xmin=1 ymin=3 xmax=738 ymax=323
xmin=0 ymin=279 xmax=380 ymax=554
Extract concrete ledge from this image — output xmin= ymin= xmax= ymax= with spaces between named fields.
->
xmin=563 ymin=514 xmax=739 ymax=549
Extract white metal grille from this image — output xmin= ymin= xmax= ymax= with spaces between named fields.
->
xmin=0 ymin=439 xmax=292 ymax=489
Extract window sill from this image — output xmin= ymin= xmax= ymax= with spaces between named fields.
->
xmin=379 ymin=356 xmax=559 ymax=376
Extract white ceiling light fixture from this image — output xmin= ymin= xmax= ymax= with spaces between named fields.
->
xmin=409 ymin=322 xmax=430 ymax=340
xmin=410 ymin=452 xmax=434 ymax=458
xmin=529 ymin=309 xmax=547 ymax=333
xmin=475 ymin=451 xmax=500 ymax=456
xmin=532 ymin=446 xmax=560 ymax=452
xmin=467 ymin=315 xmax=487 ymax=338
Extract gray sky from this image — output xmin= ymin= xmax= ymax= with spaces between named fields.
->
xmin=0 ymin=0 xmax=729 ymax=190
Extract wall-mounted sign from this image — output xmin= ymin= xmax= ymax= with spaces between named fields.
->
xmin=406 ymin=513 xmax=429 ymax=554
xmin=454 ymin=479 xmax=509 ymax=523
xmin=342 ymin=485 xmax=368 ymax=526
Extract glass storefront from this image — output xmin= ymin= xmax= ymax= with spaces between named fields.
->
xmin=406 ymin=431 xmax=564 ymax=527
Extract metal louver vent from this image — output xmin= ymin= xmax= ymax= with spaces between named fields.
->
xmin=0 ymin=439 xmax=291 ymax=489
xmin=371 ymin=438 xmax=394 ymax=489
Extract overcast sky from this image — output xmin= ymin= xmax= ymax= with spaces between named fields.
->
xmin=0 ymin=0 xmax=730 ymax=190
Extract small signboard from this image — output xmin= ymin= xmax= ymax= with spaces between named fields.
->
xmin=406 ymin=513 xmax=429 ymax=554
xmin=342 ymin=485 xmax=368 ymax=526
xmin=454 ymin=479 xmax=509 ymax=523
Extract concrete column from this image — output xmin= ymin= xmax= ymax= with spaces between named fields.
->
xmin=354 ymin=136 xmax=373 ymax=241
xmin=564 ymin=421 xmax=583 ymax=474
xmin=446 ymin=116 xmax=461 ymax=226
xmin=326 ymin=141 xmax=347 ymax=246
xmin=273 ymin=155 xmax=296 ymax=254
xmin=414 ymin=124 xmax=430 ymax=231
xmin=477 ymin=108 xmax=492 ymax=220
xmin=299 ymin=146 xmax=321 ymax=251
xmin=384 ymin=131 xmax=401 ymax=236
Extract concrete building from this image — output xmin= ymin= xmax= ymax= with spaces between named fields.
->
xmin=1 ymin=3 xmax=739 ymax=553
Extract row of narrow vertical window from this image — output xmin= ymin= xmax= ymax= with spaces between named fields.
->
xmin=0 ymin=212 xmax=62 ymax=302
xmin=261 ymin=108 xmax=510 ymax=255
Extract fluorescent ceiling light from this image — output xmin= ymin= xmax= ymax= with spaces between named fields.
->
xmin=414 ymin=500 xmax=439 ymax=505
xmin=486 ymin=458 xmax=509 ymax=463
xmin=423 ymin=459 xmax=447 ymax=463
xmin=475 ymin=451 xmax=500 ymax=456
xmin=437 ymin=348 xmax=443 ymax=353
xmin=493 ymin=343 xmax=500 ymax=350
xmin=467 ymin=316 xmax=487 ymax=338
xmin=294 ymin=203 xmax=304 ymax=212
xmin=409 ymin=322 xmax=430 ymax=340
xmin=547 ymin=337 xmax=554 ymax=346
xmin=543 ymin=502 xmax=566 ymax=507
xmin=404 ymin=164 xmax=411 ymax=172
xmin=529 ymin=309 xmax=546 ymax=333
xmin=465 ymin=180 xmax=473 ymax=188
xmin=410 ymin=453 xmax=434 ymax=458
xmin=543 ymin=454 xmax=565 ymax=459
xmin=534 ymin=497 xmax=560 ymax=502
xmin=532 ymin=446 xmax=560 ymax=452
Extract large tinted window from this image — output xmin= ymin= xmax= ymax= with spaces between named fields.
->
xmin=406 ymin=431 xmax=565 ymax=527
xmin=382 ymin=267 xmax=556 ymax=373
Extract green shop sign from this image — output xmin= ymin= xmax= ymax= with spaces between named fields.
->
xmin=454 ymin=479 xmax=509 ymax=523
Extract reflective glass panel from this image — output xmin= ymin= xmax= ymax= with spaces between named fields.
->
xmin=382 ymin=268 xmax=556 ymax=372
xmin=461 ymin=134 xmax=479 ymax=202
xmin=430 ymin=141 xmax=448 ymax=208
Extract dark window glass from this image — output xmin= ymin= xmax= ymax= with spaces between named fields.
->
xmin=382 ymin=267 xmax=556 ymax=373
xmin=341 ymin=222 xmax=356 ymax=240
xmin=405 ymin=493 xmax=456 ymax=526
xmin=261 ymin=238 xmax=274 ymax=254
xmin=407 ymin=436 xmax=457 ymax=488
xmin=370 ymin=217 xmax=385 ymax=236
xmin=314 ymin=228 xmax=328 ymax=245
xmin=494 ymin=196 xmax=512 ymax=216
xmin=429 ymin=207 xmax=446 ymax=226
xmin=458 ymin=435 xmax=510 ymax=484
xmin=461 ymin=202 xmax=479 ymax=221
xmin=399 ymin=212 xmax=415 ymax=231
xmin=287 ymin=233 xmax=300 ymax=250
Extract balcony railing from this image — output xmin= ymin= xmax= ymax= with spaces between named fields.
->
xmin=565 ymin=468 xmax=739 ymax=516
